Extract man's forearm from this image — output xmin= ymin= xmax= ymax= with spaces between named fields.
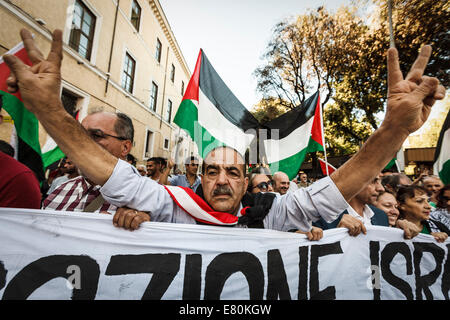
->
xmin=330 ymin=125 xmax=407 ymax=202
xmin=36 ymin=103 xmax=117 ymax=186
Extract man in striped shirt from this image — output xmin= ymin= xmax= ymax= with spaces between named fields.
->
xmin=42 ymin=111 xmax=145 ymax=216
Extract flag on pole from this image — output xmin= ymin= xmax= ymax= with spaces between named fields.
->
xmin=262 ymin=91 xmax=324 ymax=180
xmin=318 ymin=158 xmax=336 ymax=176
xmin=0 ymin=41 xmax=65 ymax=181
xmin=174 ymin=49 xmax=259 ymax=158
xmin=433 ymin=110 xmax=450 ymax=185
xmin=0 ymin=42 xmax=45 ymax=182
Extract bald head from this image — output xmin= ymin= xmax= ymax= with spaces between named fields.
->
xmin=273 ymin=171 xmax=290 ymax=195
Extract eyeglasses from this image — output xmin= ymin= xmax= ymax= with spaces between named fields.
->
xmin=253 ymin=181 xmax=272 ymax=191
xmin=87 ymin=128 xmax=128 ymax=141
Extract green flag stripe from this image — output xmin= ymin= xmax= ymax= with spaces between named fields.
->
xmin=439 ymin=159 xmax=450 ymax=185
xmin=0 ymin=91 xmax=41 ymax=156
xmin=174 ymin=99 xmax=227 ymax=158
xmin=42 ymin=146 xmax=65 ymax=168
xmin=268 ymin=138 xmax=323 ymax=180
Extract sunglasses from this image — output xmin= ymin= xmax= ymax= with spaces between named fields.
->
xmin=253 ymin=181 xmax=272 ymax=191
xmin=87 ymin=128 xmax=128 ymax=141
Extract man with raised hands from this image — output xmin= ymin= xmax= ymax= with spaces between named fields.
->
xmin=3 ymin=29 xmax=446 ymax=239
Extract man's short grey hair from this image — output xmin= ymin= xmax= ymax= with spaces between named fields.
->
xmin=114 ymin=112 xmax=134 ymax=142
xmin=88 ymin=110 xmax=134 ymax=142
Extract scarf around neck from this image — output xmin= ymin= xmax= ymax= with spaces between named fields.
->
xmin=163 ymin=184 xmax=276 ymax=228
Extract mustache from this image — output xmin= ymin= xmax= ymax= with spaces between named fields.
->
xmin=213 ymin=185 xmax=232 ymax=196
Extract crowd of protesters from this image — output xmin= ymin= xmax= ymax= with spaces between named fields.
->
xmin=0 ymin=27 xmax=448 ymax=246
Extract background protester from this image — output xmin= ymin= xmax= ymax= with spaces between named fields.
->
xmin=42 ymin=111 xmax=148 ymax=217
xmin=313 ymin=174 xmax=387 ymax=236
xmin=126 ymin=153 xmax=137 ymax=167
xmin=165 ymin=156 xmax=201 ymax=192
xmin=297 ymin=171 xmax=311 ymax=188
xmin=422 ymin=175 xmax=444 ymax=208
xmin=314 ymin=174 xmax=420 ymax=239
xmin=272 ymin=171 xmax=290 ymax=195
xmin=146 ymin=157 xmax=167 ymax=182
xmin=397 ymin=185 xmax=449 ymax=242
xmin=136 ymin=164 xmax=147 ymax=176
xmin=430 ymin=185 xmax=450 ymax=230
xmin=247 ymin=166 xmax=273 ymax=194
xmin=374 ymin=190 xmax=400 ymax=227
xmin=0 ymin=104 xmax=41 ymax=208
xmin=46 ymin=157 xmax=79 ymax=195
xmin=381 ymin=173 xmax=411 ymax=195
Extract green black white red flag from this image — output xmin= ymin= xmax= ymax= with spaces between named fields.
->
xmin=0 ymin=42 xmax=64 ymax=182
xmin=433 ymin=110 xmax=450 ymax=185
xmin=174 ymin=49 xmax=259 ymax=158
xmin=262 ymin=91 xmax=324 ymax=180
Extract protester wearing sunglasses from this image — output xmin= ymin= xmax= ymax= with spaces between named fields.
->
xmin=247 ymin=167 xmax=273 ymax=194
xmin=430 ymin=185 xmax=450 ymax=231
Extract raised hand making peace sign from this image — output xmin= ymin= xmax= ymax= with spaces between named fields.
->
xmin=384 ymin=45 xmax=445 ymax=136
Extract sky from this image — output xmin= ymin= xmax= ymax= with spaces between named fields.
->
xmin=159 ymin=0 xmax=352 ymax=110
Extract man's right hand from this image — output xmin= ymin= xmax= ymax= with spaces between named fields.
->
xmin=4 ymin=29 xmax=63 ymax=116
xmin=113 ymin=207 xmax=150 ymax=231
xmin=337 ymin=214 xmax=367 ymax=237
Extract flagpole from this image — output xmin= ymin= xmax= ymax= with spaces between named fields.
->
xmin=319 ymin=93 xmax=329 ymax=176
xmin=388 ymin=0 xmax=395 ymax=49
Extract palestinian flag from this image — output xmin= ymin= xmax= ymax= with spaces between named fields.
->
xmin=433 ymin=110 xmax=450 ymax=185
xmin=174 ymin=49 xmax=259 ymax=158
xmin=0 ymin=42 xmax=64 ymax=181
xmin=318 ymin=158 xmax=336 ymax=176
xmin=262 ymin=91 xmax=324 ymax=180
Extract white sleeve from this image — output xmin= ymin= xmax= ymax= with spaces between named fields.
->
xmin=100 ymin=159 xmax=175 ymax=222
xmin=265 ymin=176 xmax=349 ymax=232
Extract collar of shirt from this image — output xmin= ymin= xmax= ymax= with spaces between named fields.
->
xmin=346 ymin=204 xmax=374 ymax=225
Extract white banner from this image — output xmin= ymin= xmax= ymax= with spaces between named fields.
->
xmin=0 ymin=208 xmax=449 ymax=300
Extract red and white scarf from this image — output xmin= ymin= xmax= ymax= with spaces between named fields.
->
xmin=163 ymin=185 xmax=248 ymax=226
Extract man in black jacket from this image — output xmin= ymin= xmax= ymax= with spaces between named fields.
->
xmin=314 ymin=174 xmax=421 ymax=239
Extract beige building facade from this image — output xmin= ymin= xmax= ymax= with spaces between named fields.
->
xmin=0 ymin=0 xmax=198 ymax=167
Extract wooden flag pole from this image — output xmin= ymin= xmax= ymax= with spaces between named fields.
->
xmin=388 ymin=0 xmax=395 ymax=48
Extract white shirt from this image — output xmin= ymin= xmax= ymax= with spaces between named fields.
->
xmin=346 ymin=204 xmax=375 ymax=225
xmin=100 ymin=159 xmax=349 ymax=232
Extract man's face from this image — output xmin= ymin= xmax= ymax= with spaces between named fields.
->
xmin=251 ymin=174 xmax=273 ymax=194
xmin=356 ymin=174 xmax=385 ymax=205
xmin=201 ymin=148 xmax=248 ymax=214
xmin=146 ymin=161 xmax=159 ymax=177
xmin=81 ymin=113 xmax=129 ymax=160
xmin=300 ymin=174 xmax=307 ymax=182
xmin=423 ymin=177 xmax=443 ymax=196
xmin=63 ymin=159 xmax=76 ymax=174
xmin=185 ymin=160 xmax=199 ymax=176
xmin=273 ymin=173 xmax=290 ymax=195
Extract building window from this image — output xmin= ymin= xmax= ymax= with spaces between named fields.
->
xmin=60 ymin=89 xmax=80 ymax=118
xmin=155 ymin=38 xmax=162 ymax=63
xmin=131 ymin=0 xmax=141 ymax=31
xmin=165 ymin=99 xmax=172 ymax=123
xmin=69 ymin=0 xmax=96 ymax=60
xmin=164 ymin=138 xmax=169 ymax=150
xmin=122 ymin=52 xmax=136 ymax=93
xmin=145 ymin=130 xmax=153 ymax=158
xmin=170 ymin=64 xmax=175 ymax=82
xmin=181 ymin=81 xmax=185 ymax=96
xmin=149 ymin=82 xmax=158 ymax=112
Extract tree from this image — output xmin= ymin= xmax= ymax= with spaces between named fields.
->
xmin=254 ymin=7 xmax=367 ymax=111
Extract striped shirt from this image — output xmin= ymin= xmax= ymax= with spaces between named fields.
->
xmin=42 ymin=176 xmax=117 ymax=214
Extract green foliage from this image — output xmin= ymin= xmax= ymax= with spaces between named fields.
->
xmin=254 ymin=0 xmax=449 ymax=157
